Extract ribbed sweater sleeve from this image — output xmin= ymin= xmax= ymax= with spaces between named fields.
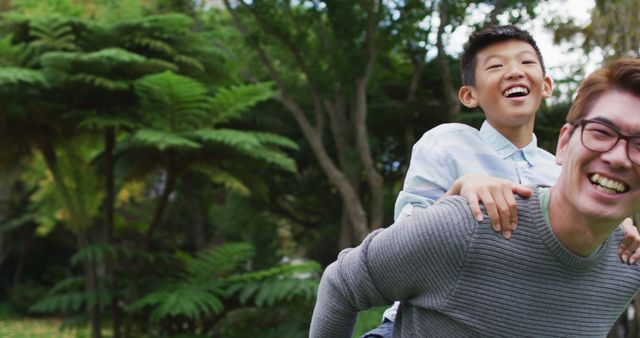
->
xmin=309 ymin=197 xmax=477 ymax=338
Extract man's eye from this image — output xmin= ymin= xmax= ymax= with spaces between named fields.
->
xmin=587 ymin=127 xmax=615 ymax=138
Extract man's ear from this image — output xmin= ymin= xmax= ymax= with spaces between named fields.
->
xmin=555 ymin=123 xmax=573 ymax=165
xmin=542 ymin=75 xmax=553 ymax=99
xmin=459 ymin=86 xmax=478 ymax=108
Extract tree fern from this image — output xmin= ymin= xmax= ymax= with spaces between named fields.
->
xmin=29 ymin=16 xmax=78 ymax=52
xmin=187 ymin=164 xmax=250 ymax=196
xmin=129 ymin=281 xmax=226 ymax=323
xmin=185 ymin=243 xmax=255 ymax=281
xmin=0 ymin=67 xmax=48 ymax=90
xmin=130 ymin=129 xmax=201 ymax=151
xmin=30 ymin=275 xmax=111 ymax=314
xmin=209 ymin=82 xmax=275 ymax=125
xmin=134 ymin=71 xmax=210 ymax=132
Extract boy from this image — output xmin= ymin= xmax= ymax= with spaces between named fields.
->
xmin=363 ymin=25 xmax=639 ymax=338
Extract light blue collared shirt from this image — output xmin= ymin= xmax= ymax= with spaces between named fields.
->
xmin=394 ymin=121 xmax=560 ymax=220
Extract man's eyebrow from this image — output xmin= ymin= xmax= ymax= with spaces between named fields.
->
xmin=591 ymin=116 xmax=640 ymax=136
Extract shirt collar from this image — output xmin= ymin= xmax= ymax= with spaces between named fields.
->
xmin=479 ymin=120 xmax=540 ymax=165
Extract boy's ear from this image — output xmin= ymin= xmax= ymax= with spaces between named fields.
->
xmin=458 ymin=86 xmax=478 ymax=108
xmin=542 ymin=75 xmax=553 ymax=99
xmin=555 ymin=123 xmax=573 ymax=165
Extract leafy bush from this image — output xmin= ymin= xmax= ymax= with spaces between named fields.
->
xmin=8 ymin=282 xmax=48 ymax=314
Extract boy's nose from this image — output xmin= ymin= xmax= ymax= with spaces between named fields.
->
xmin=505 ymin=65 xmax=525 ymax=80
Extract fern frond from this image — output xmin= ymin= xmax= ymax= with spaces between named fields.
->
xmin=129 ymin=36 xmax=175 ymax=56
xmin=190 ymin=129 xmax=297 ymax=172
xmin=173 ymin=54 xmax=204 ymax=72
xmin=70 ymin=74 xmax=129 ymax=90
xmin=188 ymin=164 xmax=250 ymax=196
xmin=78 ymin=116 xmax=139 ymax=130
xmin=128 ymin=282 xmax=225 ymax=323
xmin=29 ymin=17 xmax=78 ymax=51
xmin=143 ymin=58 xmax=179 ymax=72
xmin=0 ymin=214 xmax=33 ymax=233
xmin=30 ymin=292 xmax=85 ymax=313
xmin=47 ymin=276 xmax=85 ymax=296
xmin=209 ymin=82 xmax=275 ymax=124
xmin=252 ymin=132 xmax=299 ymax=150
xmin=135 ymin=71 xmax=210 ymax=131
xmin=185 ymin=243 xmax=255 ymax=281
xmin=130 ymin=129 xmax=201 ymax=151
xmin=71 ymin=244 xmax=121 ymax=266
xmin=41 ymin=48 xmax=146 ymax=71
xmin=226 ymin=261 xmax=321 ymax=307
xmin=0 ymin=67 xmax=48 ymax=89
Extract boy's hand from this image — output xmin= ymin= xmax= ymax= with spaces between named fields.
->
xmin=618 ymin=217 xmax=640 ymax=264
xmin=446 ymin=174 xmax=532 ymax=239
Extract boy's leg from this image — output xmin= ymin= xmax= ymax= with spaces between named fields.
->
xmin=360 ymin=302 xmax=398 ymax=338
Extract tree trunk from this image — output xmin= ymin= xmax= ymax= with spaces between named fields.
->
xmin=143 ymin=170 xmax=176 ymax=248
xmin=104 ymin=127 xmax=121 ymax=338
xmin=436 ymin=0 xmax=460 ymax=122
xmin=12 ymin=223 xmax=36 ymax=286
xmin=184 ymin=174 xmax=206 ymax=250
xmin=79 ymin=232 xmax=102 ymax=338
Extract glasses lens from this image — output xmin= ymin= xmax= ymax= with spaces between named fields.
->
xmin=630 ymin=137 xmax=640 ymax=165
xmin=582 ymin=121 xmax=617 ymax=152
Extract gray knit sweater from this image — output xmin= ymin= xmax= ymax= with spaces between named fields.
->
xmin=310 ymin=193 xmax=640 ymax=337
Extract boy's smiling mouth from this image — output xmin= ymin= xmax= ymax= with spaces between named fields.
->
xmin=502 ymin=86 xmax=529 ymax=98
xmin=589 ymin=173 xmax=629 ymax=194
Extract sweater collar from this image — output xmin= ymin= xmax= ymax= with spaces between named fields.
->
xmin=532 ymin=188 xmax=614 ymax=272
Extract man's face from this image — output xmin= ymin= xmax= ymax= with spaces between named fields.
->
xmin=555 ymin=90 xmax=640 ymax=222
xmin=459 ymin=39 xmax=553 ymax=137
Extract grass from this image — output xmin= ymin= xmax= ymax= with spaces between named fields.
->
xmin=0 ymin=318 xmax=93 ymax=338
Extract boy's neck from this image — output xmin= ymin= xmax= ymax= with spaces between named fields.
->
xmin=488 ymin=120 xmax=535 ymax=149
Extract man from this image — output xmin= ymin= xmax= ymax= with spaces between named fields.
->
xmin=310 ymin=58 xmax=640 ymax=337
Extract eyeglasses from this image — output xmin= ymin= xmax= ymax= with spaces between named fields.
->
xmin=571 ymin=118 xmax=640 ymax=166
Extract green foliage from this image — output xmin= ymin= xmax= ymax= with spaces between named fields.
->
xmin=129 ymin=243 xmax=320 ymax=333
xmin=209 ymin=82 xmax=276 ymax=124
xmin=29 ymin=276 xmax=110 ymax=314
xmin=0 ymin=67 xmax=48 ymax=90
xmin=8 ymin=283 xmax=49 ymax=314
xmin=129 ymin=281 xmax=226 ymax=323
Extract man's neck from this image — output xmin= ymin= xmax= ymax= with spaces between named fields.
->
xmin=547 ymin=186 xmax=620 ymax=257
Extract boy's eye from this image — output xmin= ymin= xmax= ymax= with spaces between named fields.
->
xmin=486 ymin=64 xmax=502 ymax=70
xmin=522 ymin=60 xmax=537 ymax=65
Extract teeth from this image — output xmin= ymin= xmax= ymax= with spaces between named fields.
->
xmin=589 ymin=173 xmax=628 ymax=193
xmin=502 ymin=87 xmax=529 ymax=97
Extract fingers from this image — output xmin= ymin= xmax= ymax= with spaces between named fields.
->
xmin=467 ymin=195 xmax=484 ymax=222
xmin=511 ymin=184 xmax=533 ymax=198
xmin=619 ymin=218 xmax=640 ymax=264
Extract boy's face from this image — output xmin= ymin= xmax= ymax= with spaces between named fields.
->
xmin=555 ymin=90 xmax=640 ymax=223
xmin=458 ymin=39 xmax=553 ymax=138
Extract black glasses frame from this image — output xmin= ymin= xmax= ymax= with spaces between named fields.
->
xmin=571 ymin=118 xmax=640 ymax=166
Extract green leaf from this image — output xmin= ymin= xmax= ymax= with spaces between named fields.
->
xmin=210 ymin=82 xmax=275 ymax=124
xmin=131 ymin=129 xmax=201 ymax=151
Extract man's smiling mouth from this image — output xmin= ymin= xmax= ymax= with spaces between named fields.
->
xmin=589 ymin=173 xmax=629 ymax=194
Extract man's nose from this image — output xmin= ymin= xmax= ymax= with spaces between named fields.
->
xmin=602 ymin=139 xmax=633 ymax=169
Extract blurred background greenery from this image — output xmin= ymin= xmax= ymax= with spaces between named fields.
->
xmin=0 ymin=0 xmax=638 ymax=337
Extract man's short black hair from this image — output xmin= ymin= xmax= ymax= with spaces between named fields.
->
xmin=460 ymin=25 xmax=546 ymax=86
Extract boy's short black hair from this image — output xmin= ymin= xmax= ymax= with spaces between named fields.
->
xmin=460 ymin=25 xmax=545 ymax=86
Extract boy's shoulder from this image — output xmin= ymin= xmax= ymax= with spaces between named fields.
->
xmin=416 ymin=123 xmax=480 ymax=146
